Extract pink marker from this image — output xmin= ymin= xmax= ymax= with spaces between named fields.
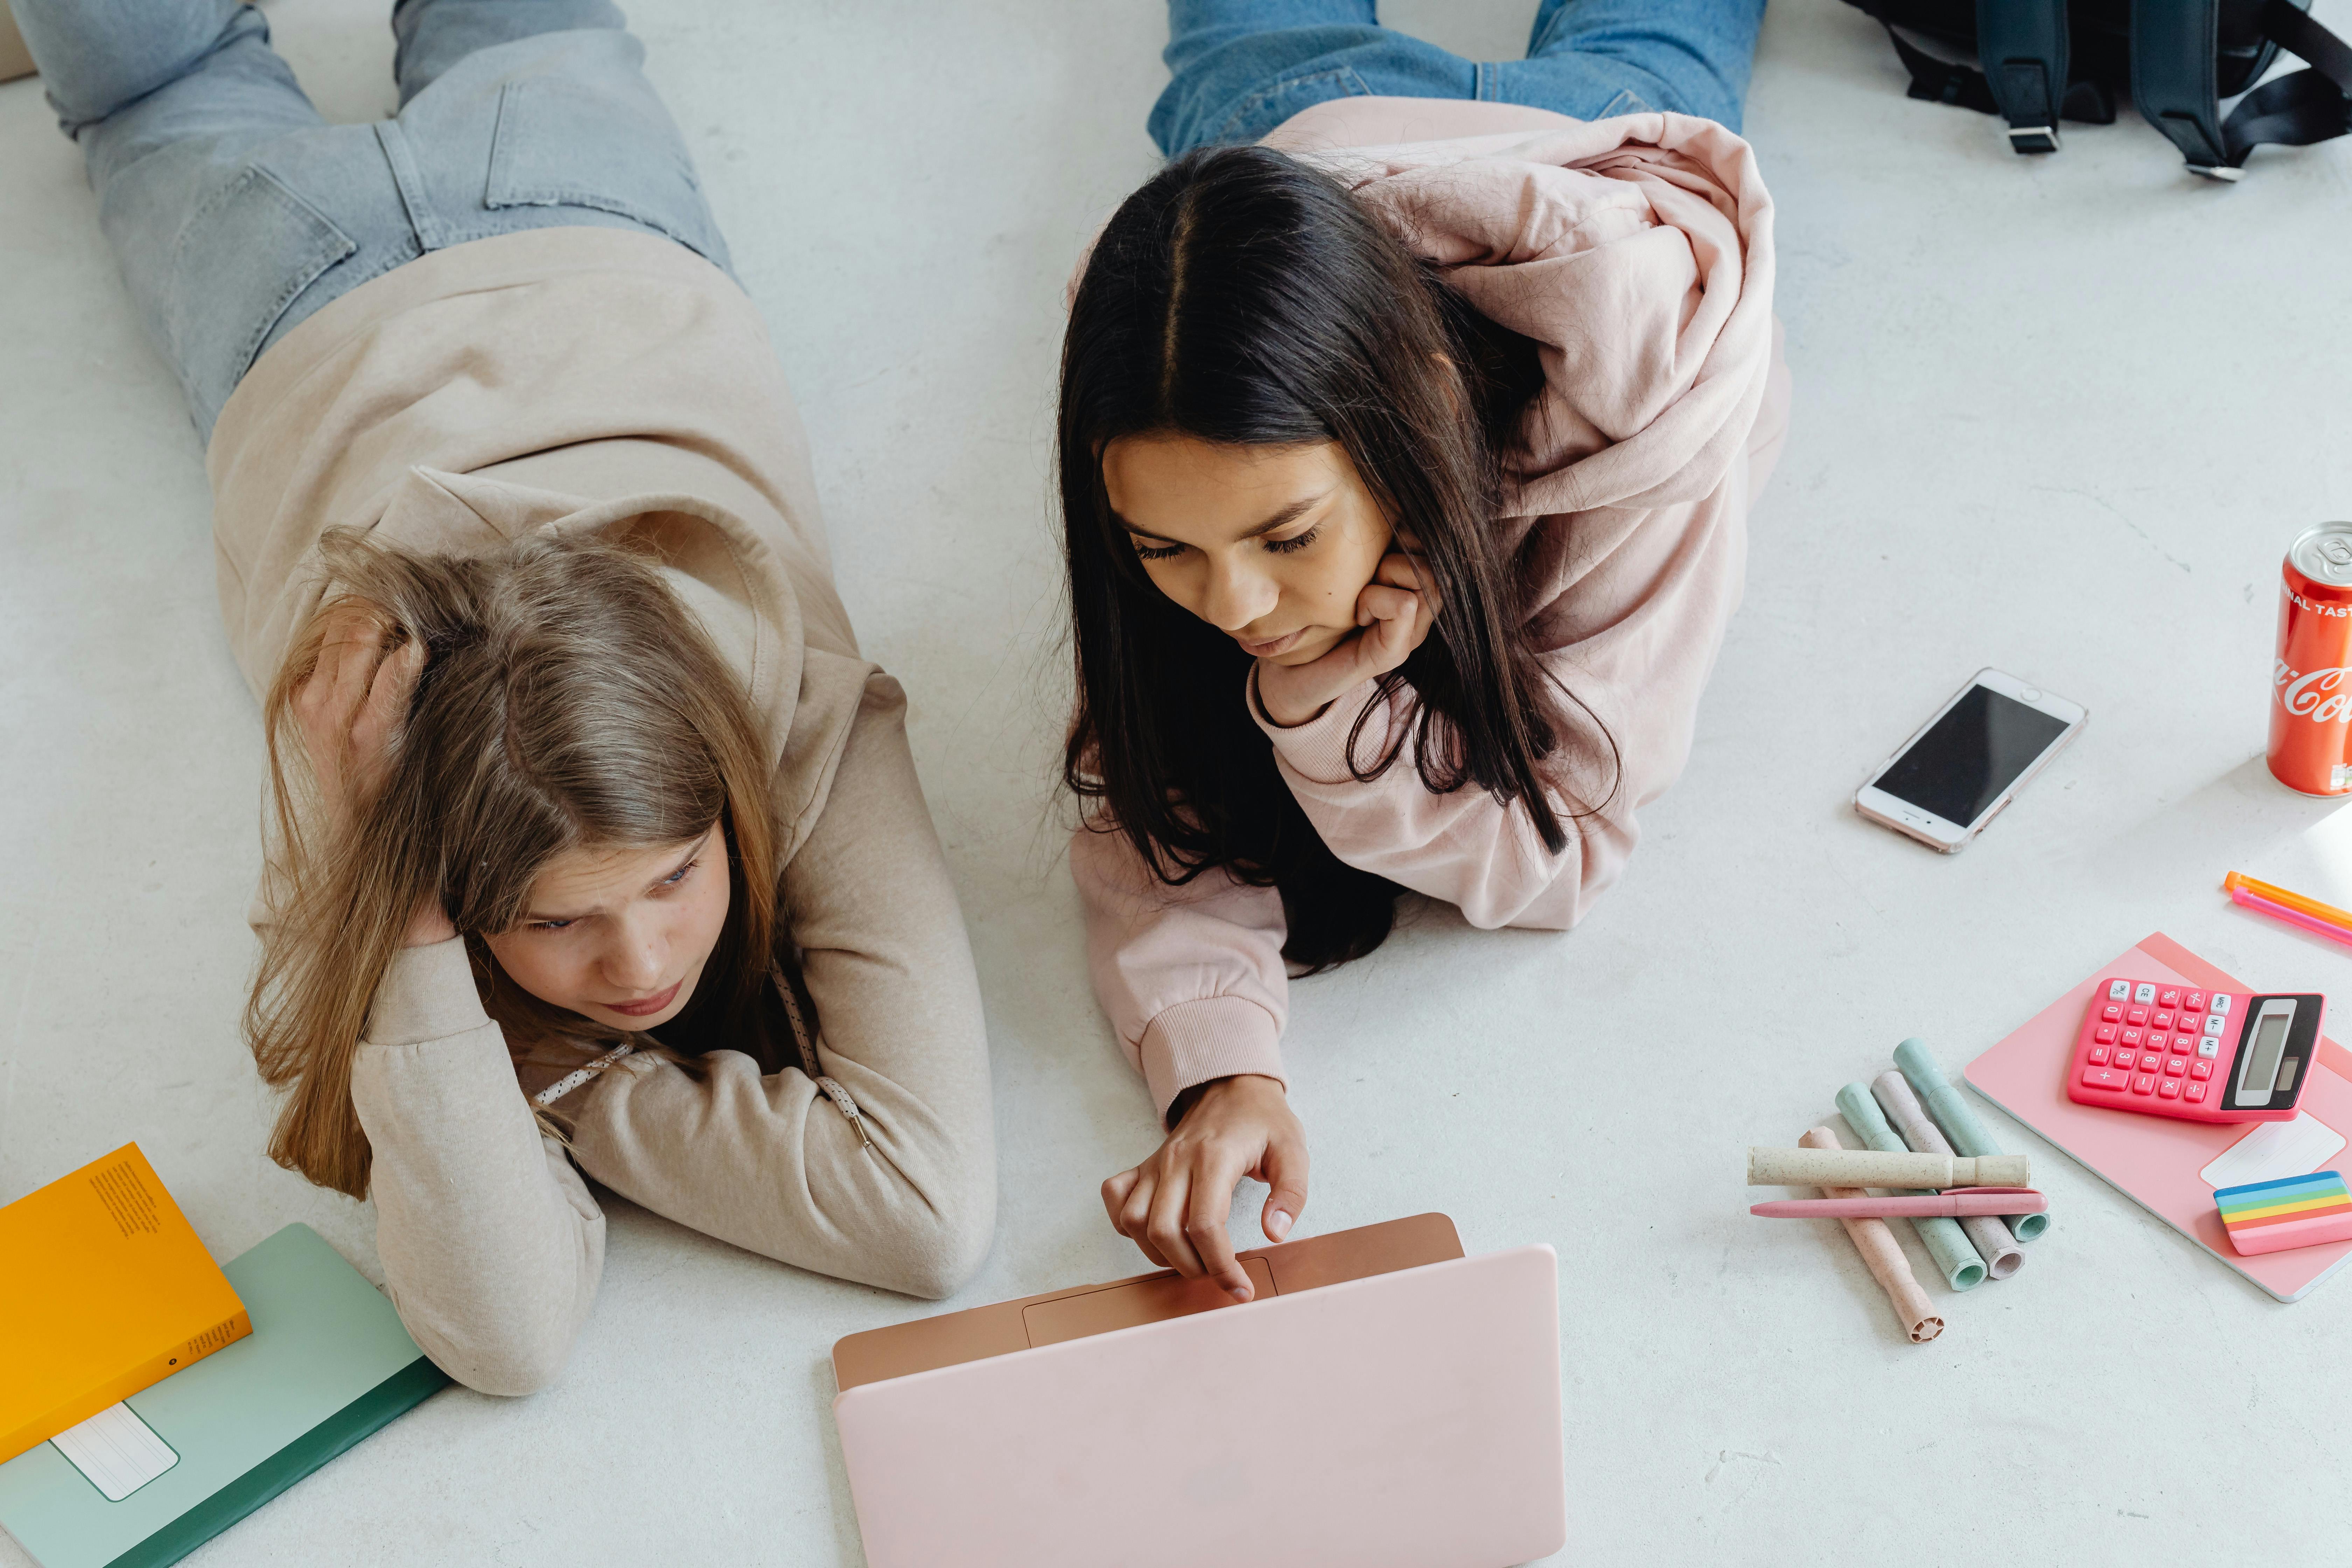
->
xmin=1750 ymin=1188 xmax=2049 ymax=1220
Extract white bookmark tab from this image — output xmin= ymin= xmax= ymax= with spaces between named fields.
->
xmin=51 ymin=1403 xmax=178 ymax=1501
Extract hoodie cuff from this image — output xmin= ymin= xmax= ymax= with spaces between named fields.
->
xmin=1138 ymin=997 xmax=1287 ymax=1126
xmin=1248 ymin=666 xmax=1380 ymax=786
xmin=365 ymin=937 xmax=492 ymax=1046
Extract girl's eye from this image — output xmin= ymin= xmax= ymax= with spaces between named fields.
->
xmin=530 ymin=918 xmax=575 ymax=933
xmin=1262 ymin=524 xmax=1320 ymax=556
xmin=1131 ymin=537 xmax=1186 ymax=561
xmin=661 ymin=859 xmax=699 ymax=888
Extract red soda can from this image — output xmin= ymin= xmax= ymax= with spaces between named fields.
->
xmin=2270 ymin=522 xmax=2352 ymax=795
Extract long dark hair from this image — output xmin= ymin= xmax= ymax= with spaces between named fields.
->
xmin=1059 ymin=145 xmax=1613 ymax=970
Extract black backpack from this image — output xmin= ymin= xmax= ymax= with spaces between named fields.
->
xmin=1842 ymin=0 xmax=2352 ymax=178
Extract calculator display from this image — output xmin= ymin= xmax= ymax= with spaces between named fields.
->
xmin=2234 ymin=1003 xmax=2305 ymax=1108
xmin=1871 ymin=685 xmax=2072 ymax=827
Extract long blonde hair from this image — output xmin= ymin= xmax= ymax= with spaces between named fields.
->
xmin=247 ymin=530 xmax=780 ymax=1198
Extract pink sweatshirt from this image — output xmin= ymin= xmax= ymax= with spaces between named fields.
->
xmin=1072 ymin=101 xmax=1792 ymax=1120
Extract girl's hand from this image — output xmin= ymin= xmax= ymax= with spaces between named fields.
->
xmin=1100 ymin=1074 xmax=1309 ymax=1302
xmin=1255 ymin=551 xmax=1437 ymax=728
xmin=289 ymin=610 xmax=453 ymax=947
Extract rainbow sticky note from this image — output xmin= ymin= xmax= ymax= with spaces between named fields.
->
xmin=2214 ymin=1171 xmax=2352 ymax=1257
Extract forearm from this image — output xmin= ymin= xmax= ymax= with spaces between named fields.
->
xmin=570 ymin=676 xmax=996 ymax=1300
xmin=1070 ymin=817 xmax=1290 ymax=1121
xmin=1256 ymin=677 xmax=1612 ymax=931
xmin=353 ymin=941 xmax=605 ymax=1396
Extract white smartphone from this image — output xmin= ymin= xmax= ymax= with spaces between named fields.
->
xmin=1854 ymin=669 xmax=2086 ymax=853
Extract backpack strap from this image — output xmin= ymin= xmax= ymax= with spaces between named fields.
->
xmin=2137 ymin=0 xmax=2352 ymax=178
xmin=2219 ymin=0 xmax=2352 ymax=168
xmin=1977 ymin=0 xmax=2070 ymax=152
xmin=1865 ymin=6 xmax=2115 ymax=130
xmin=2134 ymin=0 xmax=2237 ymax=174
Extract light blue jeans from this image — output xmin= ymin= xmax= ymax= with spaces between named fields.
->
xmin=13 ymin=0 xmax=729 ymax=441
xmin=1151 ymin=0 xmax=1770 ymax=156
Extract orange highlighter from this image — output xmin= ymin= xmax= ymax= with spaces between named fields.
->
xmin=2223 ymin=871 xmax=2352 ymax=947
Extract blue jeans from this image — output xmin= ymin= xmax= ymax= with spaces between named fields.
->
xmin=1151 ymin=0 xmax=1769 ymax=156
xmin=12 ymin=0 xmax=729 ymax=441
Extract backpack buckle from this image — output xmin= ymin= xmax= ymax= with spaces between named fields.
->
xmin=2005 ymin=124 xmax=2061 ymax=154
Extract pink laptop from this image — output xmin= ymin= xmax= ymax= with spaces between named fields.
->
xmin=830 ymin=1215 xmax=1566 ymax=1567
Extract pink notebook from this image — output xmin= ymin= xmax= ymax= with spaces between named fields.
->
xmin=1967 ymin=933 xmax=2352 ymax=1302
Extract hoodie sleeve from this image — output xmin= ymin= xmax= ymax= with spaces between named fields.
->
xmin=1068 ymin=819 xmax=1290 ymax=1125
xmin=1254 ymin=348 xmax=1784 ymax=930
xmin=560 ymin=672 xmax=998 ymax=1301
xmin=1258 ymin=112 xmax=1786 ymax=931
xmin=350 ymin=939 xmax=607 ymax=1397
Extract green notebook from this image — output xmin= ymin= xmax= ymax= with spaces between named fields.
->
xmin=0 ymin=1223 xmax=448 ymax=1568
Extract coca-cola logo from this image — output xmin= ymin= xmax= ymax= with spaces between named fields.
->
xmin=2277 ymin=660 xmax=2352 ymax=723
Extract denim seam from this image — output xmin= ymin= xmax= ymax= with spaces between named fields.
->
xmin=1209 ymin=65 xmax=1371 ymax=145
xmin=1528 ymin=6 xmax=1572 ymax=57
xmin=375 ymin=121 xmax=454 ymax=252
xmin=1598 ymin=86 xmax=1651 ymax=117
xmin=166 ymin=166 xmax=356 ymax=397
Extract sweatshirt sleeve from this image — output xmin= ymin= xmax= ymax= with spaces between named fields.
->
xmin=1068 ymin=818 xmax=1289 ymax=1124
xmin=1255 ymin=336 xmax=1789 ymax=932
xmin=352 ymin=938 xmax=606 ymax=1397
xmin=561 ymin=673 xmax=997 ymax=1301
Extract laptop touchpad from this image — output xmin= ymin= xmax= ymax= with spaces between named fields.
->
xmin=1022 ymin=1258 xmax=1277 ymax=1347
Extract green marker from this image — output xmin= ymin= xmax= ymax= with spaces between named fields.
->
xmin=1895 ymin=1037 xmax=2049 ymax=1242
xmin=1836 ymin=1083 xmax=1987 ymax=1290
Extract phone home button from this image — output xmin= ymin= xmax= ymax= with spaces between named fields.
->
xmin=2019 ymin=687 xmax=2042 ymax=701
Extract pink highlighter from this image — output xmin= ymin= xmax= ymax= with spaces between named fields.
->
xmin=2065 ymin=977 xmax=2323 ymax=1123
xmin=1749 ymin=1188 xmax=2047 ymax=1220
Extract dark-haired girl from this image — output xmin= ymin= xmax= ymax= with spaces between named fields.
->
xmin=1063 ymin=1 xmax=1789 ymax=1300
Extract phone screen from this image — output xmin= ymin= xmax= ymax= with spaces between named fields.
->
xmin=1870 ymin=685 xmax=2071 ymax=827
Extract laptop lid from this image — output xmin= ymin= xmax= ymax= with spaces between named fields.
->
xmin=832 ymin=1242 xmax=1565 ymax=1568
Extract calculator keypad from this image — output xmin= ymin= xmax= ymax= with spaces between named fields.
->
xmin=2069 ymin=979 xmax=2316 ymax=1124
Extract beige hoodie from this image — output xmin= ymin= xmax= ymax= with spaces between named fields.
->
xmin=210 ymin=228 xmax=995 ymax=1394
xmin=1072 ymin=102 xmax=1792 ymax=1120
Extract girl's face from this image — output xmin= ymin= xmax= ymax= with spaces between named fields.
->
xmin=1100 ymin=434 xmax=1392 ymax=665
xmin=482 ymin=824 xmax=729 ymax=1032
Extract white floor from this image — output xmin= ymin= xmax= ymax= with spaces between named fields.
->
xmin=7 ymin=0 xmax=2352 ymax=1562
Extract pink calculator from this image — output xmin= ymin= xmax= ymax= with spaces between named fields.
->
xmin=2066 ymin=978 xmax=2325 ymax=1123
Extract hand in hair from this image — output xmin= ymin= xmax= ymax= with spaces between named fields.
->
xmin=1100 ymin=1073 xmax=1308 ymax=1301
xmin=289 ymin=608 xmax=454 ymax=947
xmin=1254 ymin=551 xmax=1437 ymax=728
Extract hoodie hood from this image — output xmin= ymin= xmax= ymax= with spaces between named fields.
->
xmin=1280 ymin=108 xmax=1777 ymax=520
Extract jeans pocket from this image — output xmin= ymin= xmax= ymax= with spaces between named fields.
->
xmin=166 ymin=165 xmax=357 ymax=419
xmin=484 ymin=75 xmax=722 ymax=261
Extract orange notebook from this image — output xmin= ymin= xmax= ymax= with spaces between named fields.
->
xmin=0 ymin=1144 xmax=252 ymax=1464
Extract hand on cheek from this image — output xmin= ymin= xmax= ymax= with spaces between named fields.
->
xmin=1254 ymin=551 xmax=1438 ymax=728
